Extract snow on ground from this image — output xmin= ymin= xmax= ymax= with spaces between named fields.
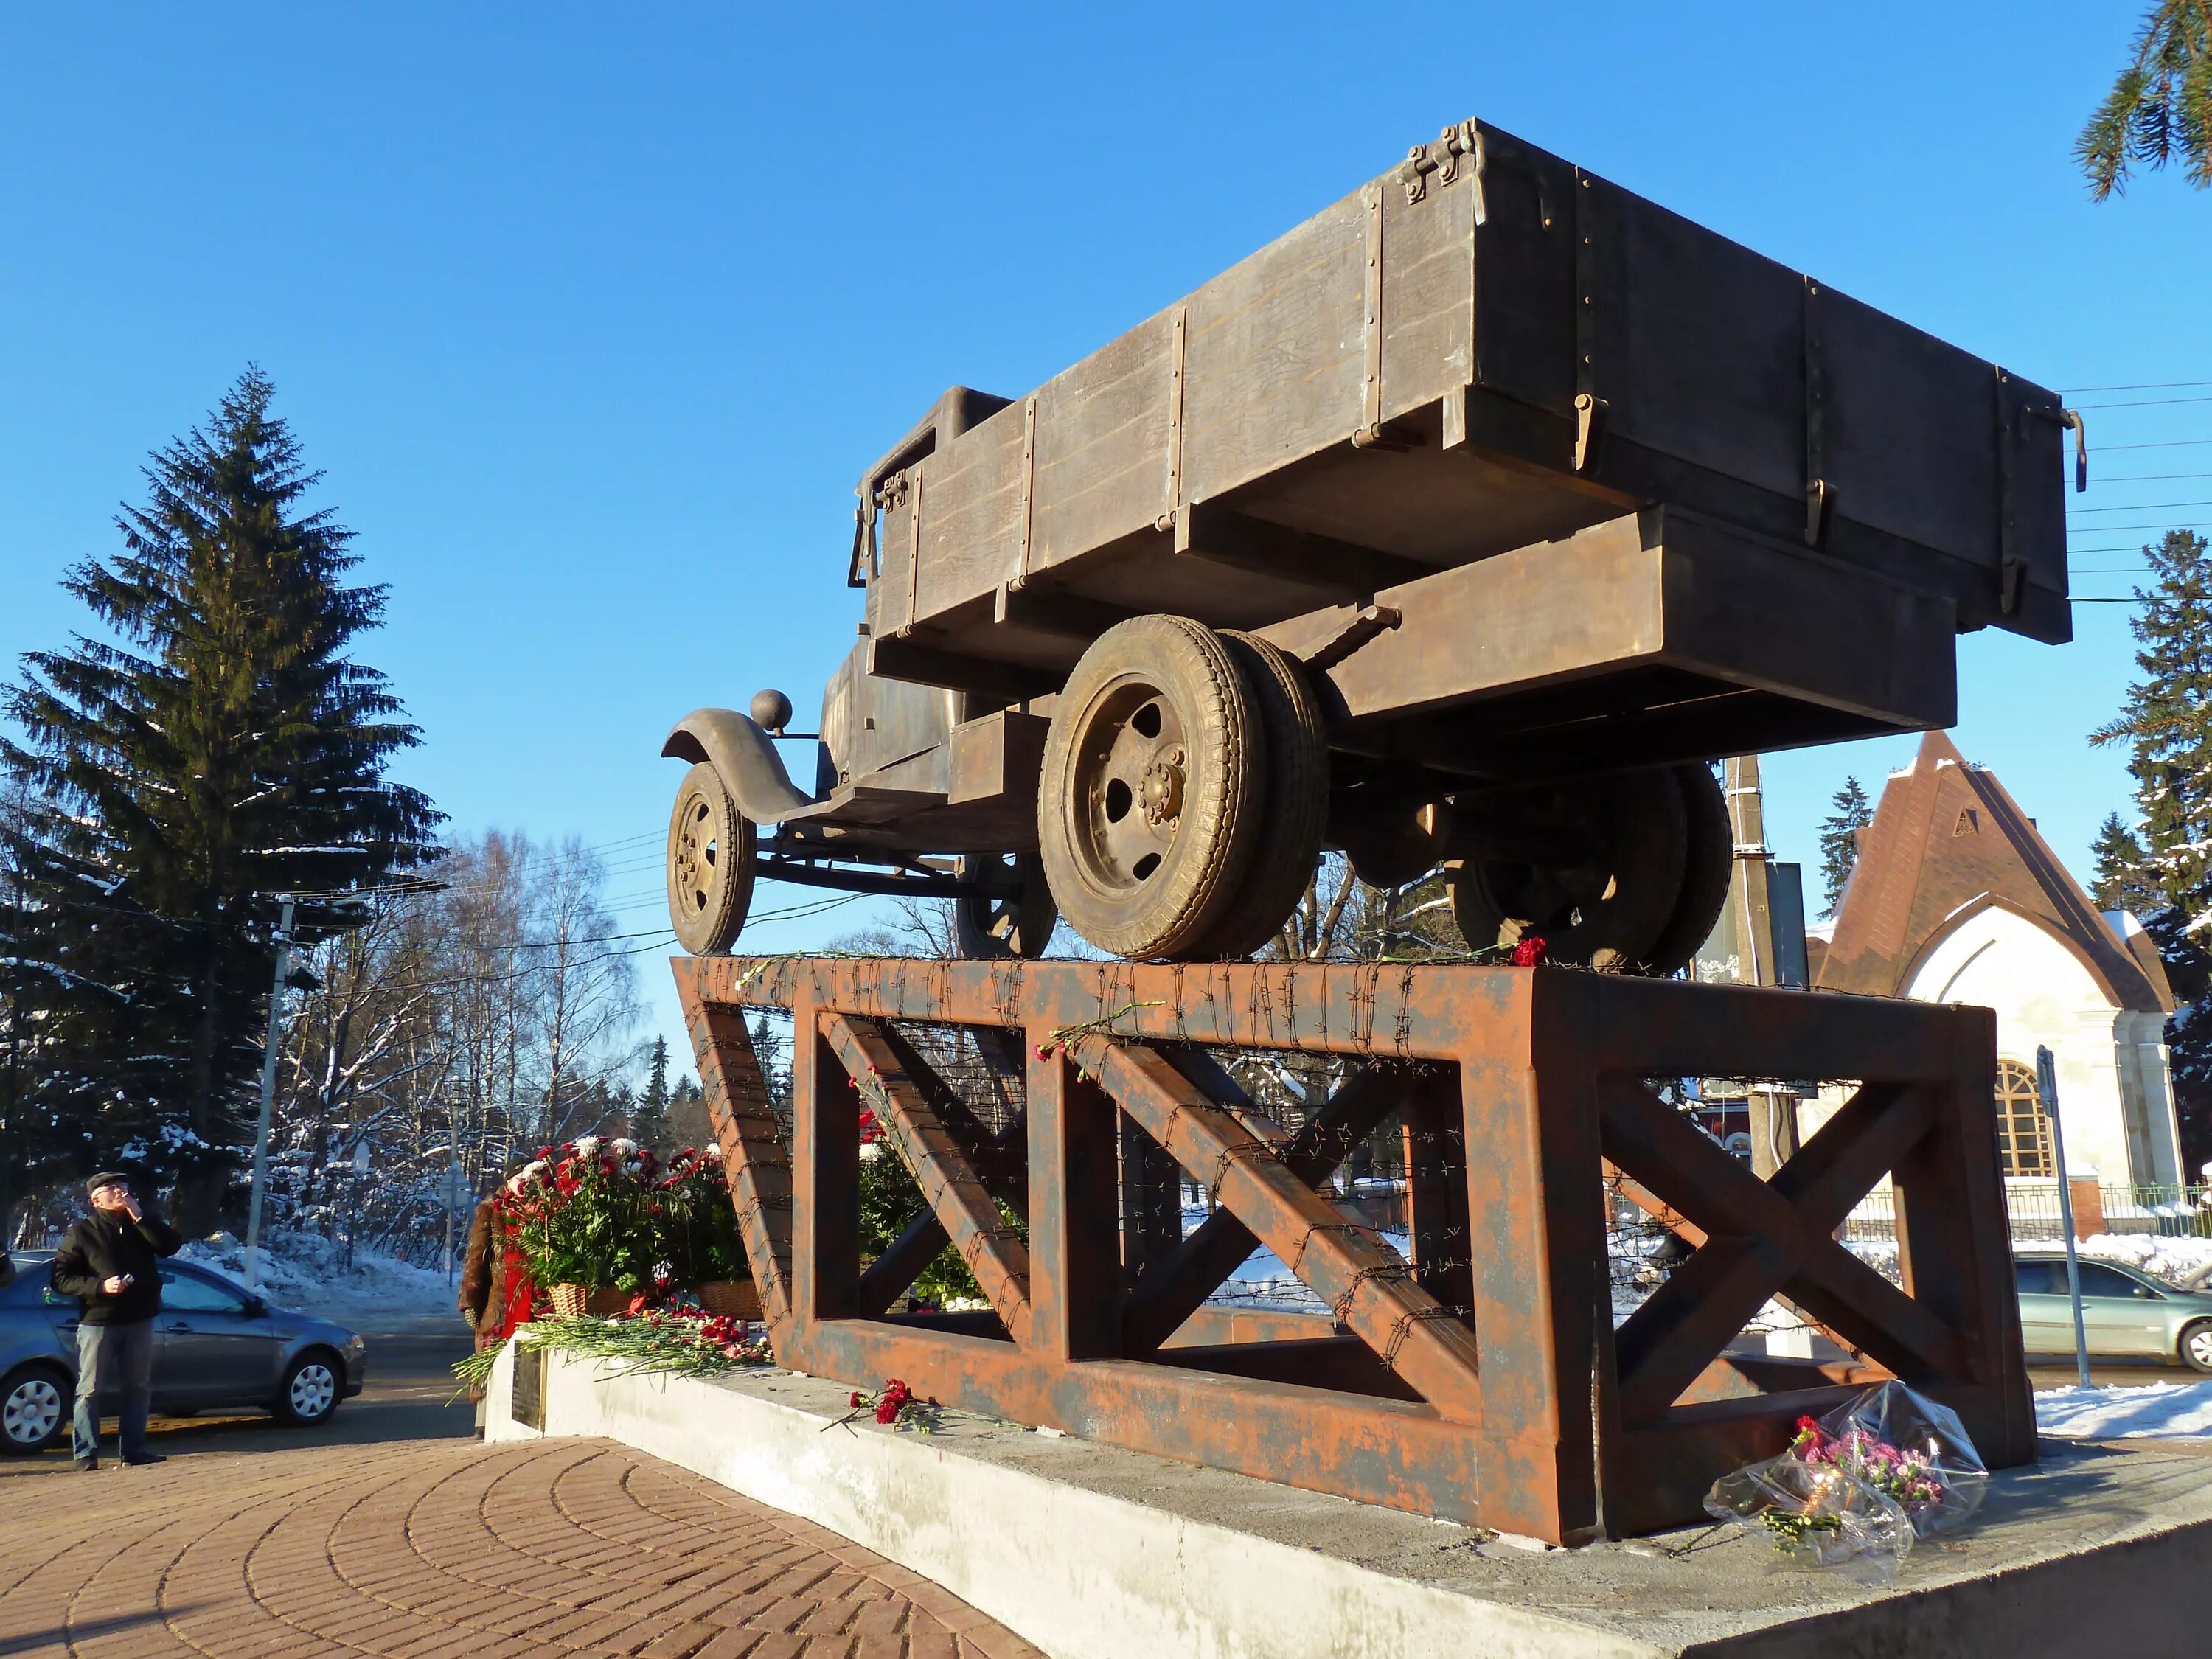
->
xmin=181 ymin=1228 xmax=459 ymax=1328
xmin=2034 ymin=1381 xmax=2212 ymax=1439
xmin=2071 ymin=1232 xmax=2212 ymax=1287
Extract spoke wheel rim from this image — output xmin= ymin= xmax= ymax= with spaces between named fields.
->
xmin=1067 ymin=677 xmax=1189 ymax=896
xmin=291 ymin=1363 xmax=336 ymax=1418
xmin=4 ymin=1380 xmax=60 ymax=1444
xmin=672 ymin=787 xmax=725 ymax=922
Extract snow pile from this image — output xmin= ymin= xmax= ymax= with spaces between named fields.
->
xmin=2072 ymin=1233 xmax=2212 ymax=1287
xmin=180 ymin=1228 xmax=458 ymax=1326
xmin=2035 ymin=1381 xmax=2212 ymax=1439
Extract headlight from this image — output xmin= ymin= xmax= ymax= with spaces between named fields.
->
xmin=347 ymin=1335 xmax=366 ymax=1351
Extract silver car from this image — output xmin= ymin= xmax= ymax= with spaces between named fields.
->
xmin=0 ymin=1251 xmax=368 ymax=1453
xmin=2015 ymin=1254 xmax=2212 ymax=1373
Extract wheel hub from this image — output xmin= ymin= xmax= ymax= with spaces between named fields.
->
xmin=1141 ymin=748 xmax=1186 ymax=826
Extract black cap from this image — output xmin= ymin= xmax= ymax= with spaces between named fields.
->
xmin=86 ymin=1171 xmax=133 ymax=1197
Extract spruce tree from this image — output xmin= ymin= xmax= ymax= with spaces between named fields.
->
xmin=2090 ymin=811 xmax=2160 ymax=915
xmin=631 ymin=1036 xmax=672 ymax=1153
xmin=2078 ymin=2 xmax=2212 ymax=198
xmin=2093 ymin=529 xmax=2212 ymax=1177
xmin=1816 ymin=776 xmax=1873 ymax=917
xmin=1 ymin=369 xmax=442 ymax=1229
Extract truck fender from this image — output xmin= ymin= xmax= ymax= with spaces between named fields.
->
xmin=661 ymin=709 xmax=815 ymax=824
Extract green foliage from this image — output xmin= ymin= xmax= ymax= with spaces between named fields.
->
xmin=0 ymin=369 xmax=439 ymax=1225
xmin=631 ymin=1036 xmax=672 ymax=1154
xmin=2077 ymin=2 xmax=2212 ymax=198
xmin=2094 ymin=532 xmax=2212 ymax=917
xmin=2090 ymin=811 xmax=2160 ymax=915
xmin=1817 ymin=776 xmax=1873 ymax=918
xmin=506 ymin=1138 xmax=748 ymax=1293
xmin=857 ymin=1140 xmax=1013 ymax=1307
xmin=658 ymin=1150 xmax=748 ymax=1284
xmin=2093 ymin=529 xmax=2212 ymax=1173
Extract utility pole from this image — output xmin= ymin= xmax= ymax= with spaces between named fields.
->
xmin=243 ymin=894 xmax=296 ymax=1293
xmin=1722 ymin=757 xmax=1801 ymax=1179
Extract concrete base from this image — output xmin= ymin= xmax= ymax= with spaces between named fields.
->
xmin=486 ymin=1341 xmax=2212 ymax=1658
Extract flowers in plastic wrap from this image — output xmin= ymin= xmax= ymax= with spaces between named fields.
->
xmin=1704 ymin=1382 xmax=1988 ymax=1575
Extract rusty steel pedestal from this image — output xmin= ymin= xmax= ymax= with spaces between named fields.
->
xmin=678 ymin=956 xmax=2036 ymax=1545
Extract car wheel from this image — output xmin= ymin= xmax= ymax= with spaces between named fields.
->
xmin=1 ymin=1363 xmax=71 ymax=1454
xmin=275 ymin=1351 xmax=343 ymax=1425
xmin=2181 ymin=1320 xmax=2212 ymax=1376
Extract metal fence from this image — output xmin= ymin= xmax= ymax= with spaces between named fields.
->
xmin=1837 ymin=1182 xmax=2212 ymax=1246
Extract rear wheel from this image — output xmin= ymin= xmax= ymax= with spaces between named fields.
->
xmin=1448 ymin=769 xmax=1689 ymax=969
xmin=1190 ymin=633 xmax=1329 ymax=960
xmin=667 ymin=762 xmax=757 ymax=955
xmin=1642 ymin=762 xmax=1734 ymax=977
xmin=953 ymin=851 xmax=1057 ymax=958
xmin=275 ymin=1351 xmax=342 ymax=1426
xmin=2181 ymin=1320 xmax=2212 ymax=1375
xmin=0 ymin=1364 xmax=68 ymax=1455
xmin=1037 ymin=616 xmax=1265 ymax=959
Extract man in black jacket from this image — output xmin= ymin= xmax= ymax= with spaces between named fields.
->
xmin=51 ymin=1172 xmax=183 ymax=1469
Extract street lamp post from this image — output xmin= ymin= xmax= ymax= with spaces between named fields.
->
xmin=347 ymin=1138 xmax=370 ymax=1268
xmin=2037 ymin=1046 xmax=2093 ymax=1390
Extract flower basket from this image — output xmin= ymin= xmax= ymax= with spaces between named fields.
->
xmin=695 ymin=1279 xmax=762 ymax=1320
xmin=549 ymin=1283 xmax=632 ymax=1319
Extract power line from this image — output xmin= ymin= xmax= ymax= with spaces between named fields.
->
xmin=2067 ymin=500 xmax=2212 ymax=515
xmin=2073 ymin=471 xmax=2212 ymax=484
xmin=2061 ymin=521 xmax=2212 ymax=533
xmin=2072 ymin=396 xmax=2212 ymax=411
xmin=2063 ymin=379 xmax=2212 ymax=394
xmin=2096 ymin=437 xmax=2212 ymax=453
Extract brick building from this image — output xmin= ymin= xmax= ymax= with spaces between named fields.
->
xmin=1807 ymin=730 xmax=2185 ymax=1188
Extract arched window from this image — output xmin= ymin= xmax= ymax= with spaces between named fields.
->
xmin=1994 ymin=1060 xmax=2053 ymax=1178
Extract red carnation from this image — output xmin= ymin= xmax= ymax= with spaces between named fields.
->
xmin=1511 ymin=936 xmax=1547 ymax=967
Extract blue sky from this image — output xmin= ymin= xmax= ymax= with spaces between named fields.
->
xmin=4 ymin=4 xmax=2208 ymax=1074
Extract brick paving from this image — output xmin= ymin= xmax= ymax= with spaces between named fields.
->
xmin=0 ymin=1436 xmax=1042 ymax=1659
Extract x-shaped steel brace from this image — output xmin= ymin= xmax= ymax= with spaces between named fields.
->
xmin=1120 ymin=1055 xmax=1419 ymax=1354
xmin=1076 ymin=1036 xmax=1483 ymax=1422
xmin=1603 ymin=1077 xmax=1967 ymax=1422
xmin=823 ymin=1012 xmax=1033 ymax=1343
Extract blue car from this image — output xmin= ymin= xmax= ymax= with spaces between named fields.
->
xmin=0 ymin=1251 xmax=368 ymax=1453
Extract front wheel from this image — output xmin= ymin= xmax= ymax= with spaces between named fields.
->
xmin=0 ymin=1364 xmax=68 ymax=1454
xmin=2180 ymin=1320 xmax=2212 ymax=1375
xmin=275 ymin=1352 xmax=343 ymax=1426
xmin=667 ymin=762 xmax=757 ymax=955
xmin=953 ymin=852 xmax=1057 ymax=959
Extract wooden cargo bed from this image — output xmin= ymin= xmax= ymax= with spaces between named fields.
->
xmin=855 ymin=117 xmax=2070 ymax=723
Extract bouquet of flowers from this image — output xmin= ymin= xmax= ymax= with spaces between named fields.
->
xmin=1704 ymin=1382 xmax=1988 ymax=1576
xmin=836 ymin=1377 xmax=944 ymax=1433
xmin=501 ymin=1136 xmax=664 ymax=1294
xmin=654 ymin=1146 xmax=749 ymax=1288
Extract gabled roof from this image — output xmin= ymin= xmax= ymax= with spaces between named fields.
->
xmin=1813 ymin=730 xmax=2172 ymax=1014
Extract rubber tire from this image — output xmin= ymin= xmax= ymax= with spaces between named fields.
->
xmin=667 ymin=762 xmax=757 ymax=955
xmin=1037 ymin=615 xmax=1265 ymax=960
xmin=1643 ymin=762 xmax=1734 ymax=977
xmin=2180 ymin=1320 xmax=2212 ymax=1375
xmin=274 ymin=1350 xmax=344 ymax=1427
xmin=1189 ymin=633 xmax=1329 ymax=959
xmin=952 ymin=851 xmax=1058 ymax=959
xmin=1448 ymin=768 xmax=1688 ymax=968
xmin=0 ymin=1363 xmax=69 ymax=1455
